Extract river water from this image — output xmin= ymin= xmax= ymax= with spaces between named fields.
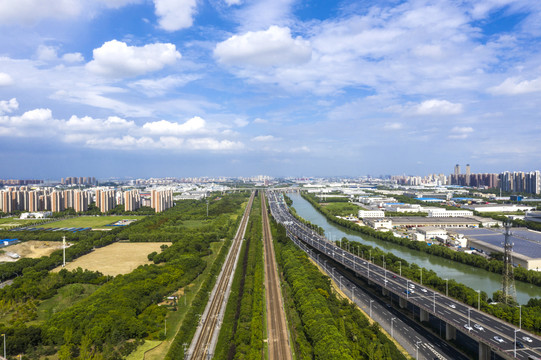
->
xmin=289 ymin=193 xmax=541 ymax=305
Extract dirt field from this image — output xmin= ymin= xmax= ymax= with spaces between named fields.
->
xmin=51 ymin=242 xmax=171 ymax=276
xmin=0 ymin=241 xmax=64 ymax=262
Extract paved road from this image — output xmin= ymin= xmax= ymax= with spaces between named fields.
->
xmin=261 ymin=192 xmax=292 ymax=360
xmin=268 ymin=190 xmax=541 ymax=360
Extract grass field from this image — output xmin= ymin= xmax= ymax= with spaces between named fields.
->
xmin=37 ymin=215 xmax=144 ymax=230
xmin=35 ymin=283 xmax=99 ymax=323
xmin=126 ymin=341 xmax=162 ymax=360
xmin=321 ymin=202 xmax=365 ymax=216
xmin=51 ymin=242 xmax=171 ymax=276
xmin=0 ymin=218 xmax=46 ymax=229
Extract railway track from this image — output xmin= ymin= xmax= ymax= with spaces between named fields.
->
xmin=261 ymin=191 xmax=292 ymax=360
xmin=188 ymin=191 xmax=255 ymax=360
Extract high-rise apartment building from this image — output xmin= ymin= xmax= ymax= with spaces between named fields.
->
xmin=124 ymin=190 xmax=141 ymax=211
xmin=151 ymin=189 xmax=173 ymax=213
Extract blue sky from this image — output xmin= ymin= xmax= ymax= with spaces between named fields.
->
xmin=0 ymin=0 xmax=540 ymax=179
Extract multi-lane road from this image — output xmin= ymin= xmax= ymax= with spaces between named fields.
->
xmin=267 ymin=190 xmax=541 ymax=360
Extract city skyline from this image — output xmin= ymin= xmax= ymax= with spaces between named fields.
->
xmin=1 ymin=1 xmax=540 ymax=178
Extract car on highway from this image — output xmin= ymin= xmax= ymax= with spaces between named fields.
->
xmin=516 ymin=341 xmax=524 ymax=348
xmin=392 ymin=275 xmax=397 ymax=278
xmin=523 ymin=336 xmax=533 ymax=343
xmin=474 ymin=324 xmax=484 ymax=331
xmin=449 ymin=304 xmax=456 ymax=309
xmin=404 ymin=290 xmax=413 ymax=295
xmin=463 ymin=324 xmax=473 ymax=331
xmin=494 ymin=336 xmax=504 ymax=343
xmin=409 ymin=284 xmax=415 ymax=289
xmin=421 ymin=288 xmax=427 ymax=293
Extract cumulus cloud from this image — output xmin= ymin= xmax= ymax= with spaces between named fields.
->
xmin=129 ymin=74 xmax=200 ymax=96
xmin=62 ymin=52 xmax=85 ymax=63
xmin=154 ymin=0 xmax=197 ymax=31
xmin=214 ymin=26 xmax=312 ymax=67
xmin=449 ymin=126 xmax=473 ymax=139
xmin=86 ymin=40 xmax=181 ymax=78
xmin=0 ymin=98 xmax=18 ymax=115
xmin=251 ymin=135 xmax=277 ymax=142
xmin=0 ymin=73 xmax=14 ymax=86
xmin=0 ymin=101 xmax=243 ymax=151
xmin=414 ymin=99 xmax=463 ymax=115
xmin=489 ymin=76 xmax=541 ymax=95
xmin=142 ymin=117 xmax=207 ymax=135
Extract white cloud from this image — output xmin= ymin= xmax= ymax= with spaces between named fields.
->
xmin=153 ymin=0 xmax=197 ymax=31
xmin=253 ymin=118 xmax=267 ymax=124
xmin=224 ymin=0 xmax=242 ymax=5
xmin=0 ymin=103 xmax=243 ymax=152
xmin=489 ymin=76 xmax=541 ymax=95
xmin=383 ymin=122 xmax=403 ymax=131
xmin=414 ymin=99 xmax=463 ymax=115
xmin=234 ymin=0 xmax=295 ymax=31
xmin=0 ymin=0 xmax=141 ymax=25
xmin=252 ymin=135 xmax=276 ymax=142
xmin=186 ymin=137 xmax=243 ymax=150
xmin=36 ymin=45 xmax=58 ymax=61
xmin=0 ymin=98 xmax=18 ymax=115
xmin=86 ymin=40 xmax=181 ymax=78
xmin=0 ymin=73 xmax=14 ymax=86
xmin=214 ymin=26 xmax=312 ymax=67
xmin=129 ymin=74 xmax=200 ymax=96
xmin=62 ymin=52 xmax=84 ymax=63
xmin=449 ymin=126 xmax=474 ymax=139
xmin=65 ymin=115 xmax=135 ymax=133
xmin=142 ymin=117 xmax=207 ymax=135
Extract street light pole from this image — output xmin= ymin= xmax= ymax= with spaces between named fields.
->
xmin=416 ymin=341 xmax=421 ymax=360
xmin=468 ymin=308 xmax=471 ymax=327
xmin=420 ymin=268 xmax=422 ymax=286
xmin=370 ymin=300 xmax=374 ymax=318
xmin=391 ymin=317 xmax=396 ymax=338
xmin=477 ymin=290 xmax=481 ymax=311
xmin=445 ymin=278 xmax=448 ymax=296
xmin=398 ymin=261 xmax=401 ymax=276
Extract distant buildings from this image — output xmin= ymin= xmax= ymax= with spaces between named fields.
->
xmin=61 ymin=176 xmax=96 ymax=185
xmin=151 ymin=189 xmax=173 ymax=213
xmin=449 ymin=165 xmax=540 ymax=195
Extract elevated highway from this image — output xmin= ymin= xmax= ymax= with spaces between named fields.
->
xmin=267 ymin=190 xmax=541 ymax=360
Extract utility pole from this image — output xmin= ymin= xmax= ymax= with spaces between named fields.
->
xmin=62 ymin=236 xmax=66 ymax=267
xmin=501 ymin=222 xmax=517 ymax=304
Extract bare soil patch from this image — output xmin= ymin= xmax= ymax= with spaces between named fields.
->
xmin=51 ymin=242 xmax=171 ymax=276
xmin=0 ymin=241 xmax=64 ymax=262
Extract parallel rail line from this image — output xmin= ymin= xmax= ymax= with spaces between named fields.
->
xmin=261 ymin=191 xmax=292 ymax=360
xmin=188 ymin=191 xmax=255 ymax=360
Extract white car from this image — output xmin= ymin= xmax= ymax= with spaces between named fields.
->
xmin=421 ymin=288 xmax=427 ymax=293
xmin=474 ymin=324 xmax=484 ymax=331
xmin=463 ymin=324 xmax=473 ymax=331
xmin=449 ymin=304 xmax=456 ymax=309
xmin=409 ymin=284 xmax=415 ymax=289
xmin=494 ymin=336 xmax=504 ymax=343
xmin=522 ymin=336 xmax=532 ymax=343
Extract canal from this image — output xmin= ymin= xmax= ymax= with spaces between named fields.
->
xmin=289 ymin=193 xmax=541 ymax=304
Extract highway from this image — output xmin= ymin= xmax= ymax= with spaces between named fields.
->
xmin=187 ymin=191 xmax=255 ymax=360
xmin=261 ymin=191 xmax=292 ymax=360
xmin=267 ymin=190 xmax=541 ymax=360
